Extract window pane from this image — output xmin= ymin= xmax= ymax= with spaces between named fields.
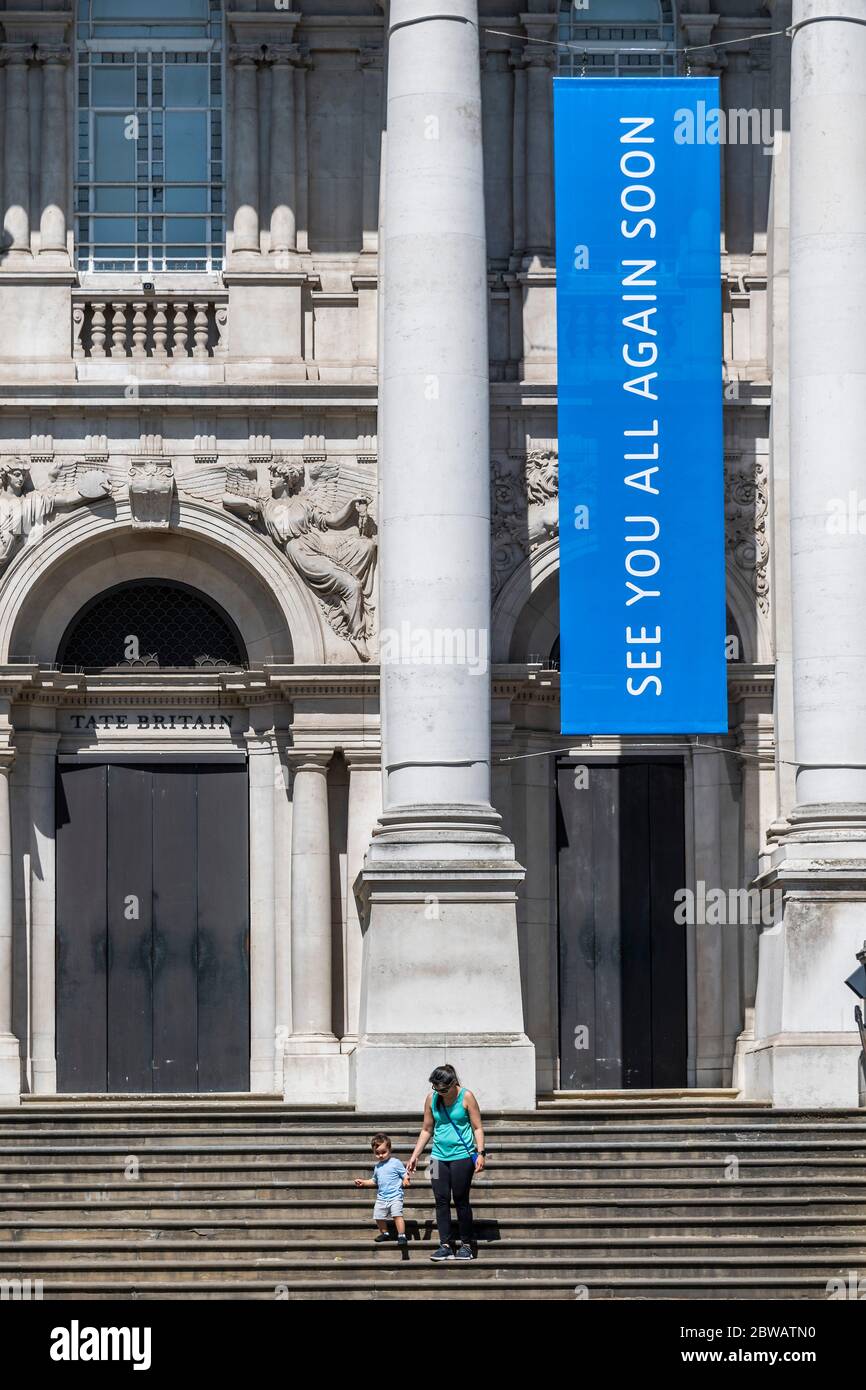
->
xmin=164 ymin=111 xmax=207 ymax=182
xmin=93 ymin=113 xmax=136 ymax=180
xmin=165 ymin=63 xmax=209 ymax=108
xmin=94 ymin=186 xmax=136 ymax=211
xmin=165 ymin=216 xmax=207 ymax=243
xmin=93 ymin=0 xmax=207 ymax=16
xmin=93 ymin=216 xmax=135 ymax=243
xmin=165 ymin=186 xmax=208 ymax=212
xmin=91 ymin=66 xmax=135 ymax=108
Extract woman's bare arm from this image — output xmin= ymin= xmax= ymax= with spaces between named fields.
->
xmin=464 ymin=1090 xmax=486 ymax=1172
xmin=406 ymin=1094 xmax=435 ymax=1174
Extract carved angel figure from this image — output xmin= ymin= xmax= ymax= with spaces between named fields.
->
xmin=223 ymin=458 xmax=376 ymax=661
xmin=0 ymin=457 xmax=113 ymax=571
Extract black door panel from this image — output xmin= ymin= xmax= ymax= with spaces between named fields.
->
xmin=557 ymin=760 xmax=687 ymax=1089
xmin=57 ymin=762 xmax=249 ymax=1093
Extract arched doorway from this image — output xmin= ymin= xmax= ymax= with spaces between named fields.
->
xmin=54 ymin=580 xmax=251 ymax=1094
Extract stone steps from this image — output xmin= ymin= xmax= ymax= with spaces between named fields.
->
xmin=2 ymin=1102 xmax=863 ymax=1299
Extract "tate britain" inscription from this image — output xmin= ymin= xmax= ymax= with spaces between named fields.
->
xmin=68 ymin=713 xmax=235 ymax=732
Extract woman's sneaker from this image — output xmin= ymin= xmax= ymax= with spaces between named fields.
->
xmin=429 ymin=1244 xmax=454 ymax=1262
xmin=454 ymin=1245 xmax=475 ymax=1261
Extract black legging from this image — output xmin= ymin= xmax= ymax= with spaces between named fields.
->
xmin=431 ymin=1157 xmax=475 ymax=1245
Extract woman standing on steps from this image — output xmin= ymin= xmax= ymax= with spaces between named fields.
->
xmin=406 ymin=1064 xmax=486 ymax=1263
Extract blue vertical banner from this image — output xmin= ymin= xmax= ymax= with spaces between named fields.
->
xmin=554 ymin=78 xmax=727 ymax=734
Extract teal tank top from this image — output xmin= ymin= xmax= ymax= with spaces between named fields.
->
xmin=431 ymin=1087 xmax=475 ymax=1162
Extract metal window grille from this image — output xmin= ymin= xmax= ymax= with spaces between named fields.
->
xmin=57 ymin=581 xmax=247 ymax=672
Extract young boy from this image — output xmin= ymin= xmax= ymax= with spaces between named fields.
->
xmin=354 ymin=1133 xmax=410 ymax=1245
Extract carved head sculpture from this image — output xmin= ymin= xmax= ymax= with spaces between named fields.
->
xmin=270 ymin=458 xmax=305 ymax=499
xmin=0 ymin=457 xmax=31 ymax=497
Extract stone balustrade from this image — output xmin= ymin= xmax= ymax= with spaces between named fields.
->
xmin=72 ymin=295 xmax=229 ymax=362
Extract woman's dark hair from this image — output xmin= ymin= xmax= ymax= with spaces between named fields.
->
xmin=371 ymin=1132 xmax=392 ymax=1151
xmin=429 ymin=1064 xmax=459 ymax=1089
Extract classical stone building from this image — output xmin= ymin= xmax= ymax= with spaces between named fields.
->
xmin=0 ymin=0 xmax=860 ymax=1111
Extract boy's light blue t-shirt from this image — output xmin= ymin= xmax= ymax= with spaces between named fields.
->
xmin=373 ymin=1156 xmax=406 ymax=1200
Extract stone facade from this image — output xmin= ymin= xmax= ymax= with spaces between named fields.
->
xmin=0 ymin=0 xmax=856 ymax=1110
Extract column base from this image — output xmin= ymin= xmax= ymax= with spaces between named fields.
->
xmin=283 ymin=1036 xmax=351 ymax=1105
xmin=0 ymin=1034 xmax=22 ymax=1107
xmin=744 ymin=808 xmax=866 ymax=1107
xmin=352 ymin=1033 xmax=536 ymax=1112
xmin=743 ymin=1031 xmax=863 ymax=1108
xmin=354 ymin=821 xmax=536 ymax=1111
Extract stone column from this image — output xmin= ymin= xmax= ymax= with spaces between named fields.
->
xmin=359 ymin=46 xmax=383 ymax=255
xmin=26 ymin=731 xmax=59 ymax=1094
xmin=343 ymin=750 xmax=381 ymax=1044
xmin=745 ymin=0 xmax=866 ymax=1108
xmin=247 ymin=731 xmax=277 ymax=1092
xmin=273 ymin=733 xmax=293 ymax=1089
xmin=294 ymin=56 xmax=310 ymax=254
xmin=3 ymin=48 xmax=32 ymax=256
xmin=354 ymin=0 xmax=535 ymax=1111
xmin=284 ymin=754 xmax=348 ymax=1103
xmin=230 ymin=50 xmax=261 ymax=254
xmin=269 ymin=47 xmax=298 ymax=257
xmin=39 ymin=47 xmax=69 ymax=258
xmin=0 ymin=732 xmax=21 ymax=1105
xmin=516 ymin=28 xmax=556 ymax=381
xmin=523 ymin=49 xmax=554 ymax=258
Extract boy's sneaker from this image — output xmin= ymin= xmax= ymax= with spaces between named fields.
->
xmin=396 ymin=1234 xmax=408 ymax=1246
xmin=454 ymin=1245 xmax=475 ymax=1261
xmin=374 ymin=1233 xmax=392 ymax=1243
xmin=429 ymin=1244 xmax=454 ymax=1262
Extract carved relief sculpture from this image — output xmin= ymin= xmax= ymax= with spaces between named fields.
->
xmin=223 ymin=458 xmax=377 ymax=660
xmin=0 ymin=457 xmax=113 ymax=571
xmin=491 ymin=449 xmax=559 ymax=595
xmin=724 ymin=452 xmax=770 ymax=616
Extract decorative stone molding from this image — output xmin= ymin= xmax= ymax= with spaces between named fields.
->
xmin=491 ymin=448 xmax=559 ymax=595
xmin=128 ymin=456 xmax=175 ymax=532
xmin=725 ymin=451 xmax=770 ymax=616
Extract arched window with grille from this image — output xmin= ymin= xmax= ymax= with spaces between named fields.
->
xmin=558 ymin=0 xmax=679 ymax=77
xmin=57 ymin=580 xmax=247 ymax=672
